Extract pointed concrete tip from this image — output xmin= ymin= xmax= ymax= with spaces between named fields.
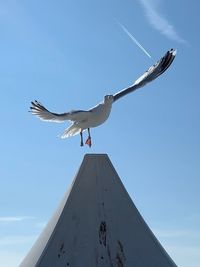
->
xmin=83 ymin=154 xmax=111 ymax=164
xmin=84 ymin=153 xmax=109 ymax=159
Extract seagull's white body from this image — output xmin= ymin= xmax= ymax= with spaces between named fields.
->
xmin=61 ymin=96 xmax=113 ymax=138
xmin=79 ymin=99 xmax=113 ymax=128
xmin=30 ymin=49 xmax=176 ymax=146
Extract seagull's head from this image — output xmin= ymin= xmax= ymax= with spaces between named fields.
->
xmin=103 ymin=95 xmax=114 ymax=104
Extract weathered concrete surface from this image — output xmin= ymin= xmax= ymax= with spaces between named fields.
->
xmin=19 ymin=154 xmax=177 ymax=267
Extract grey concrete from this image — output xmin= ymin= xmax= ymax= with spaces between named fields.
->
xmin=19 ymin=154 xmax=177 ymax=267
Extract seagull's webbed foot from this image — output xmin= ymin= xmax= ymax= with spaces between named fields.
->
xmin=80 ymin=131 xmax=84 ymax=147
xmin=85 ymin=128 xmax=92 ymax=147
xmin=85 ymin=137 xmax=92 ymax=147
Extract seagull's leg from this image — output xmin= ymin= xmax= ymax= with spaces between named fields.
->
xmin=85 ymin=128 xmax=92 ymax=147
xmin=80 ymin=131 xmax=84 ymax=147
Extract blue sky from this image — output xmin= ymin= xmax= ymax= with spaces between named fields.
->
xmin=0 ymin=0 xmax=199 ymax=266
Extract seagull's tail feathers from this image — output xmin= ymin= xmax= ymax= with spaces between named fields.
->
xmin=60 ymin=124 xmax=81 ymax=139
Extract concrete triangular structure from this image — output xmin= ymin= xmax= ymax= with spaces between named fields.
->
xmin=19 ymin=154 xmax=177 ymax=267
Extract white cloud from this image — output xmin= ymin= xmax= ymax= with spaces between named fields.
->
xmin=35 ymin=221 xmax=47 ymax=229
xmin=154 ymin=228 xmax=200 ymax=239
xmin=0 ymin=235 xmax=37 ymax=246
xmin=139 ymin=0 xmax=187 ymax=44
xmin=0 ymin=216 xmax=35 ymax=222
xmin=166 ymin=244 xmax=200 ymax=267
xmin=153 ymin=228 xmax=200 ymax=267
xmin=0 ymin=250 xmax=24 ymax=267
xmin=0 ymin=235 xmax=37 ymax=267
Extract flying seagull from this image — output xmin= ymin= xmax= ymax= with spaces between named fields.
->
xmin=30 ymin=48 xmax=176 ymax=147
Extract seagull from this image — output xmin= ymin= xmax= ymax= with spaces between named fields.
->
xmin=30 ymin=48 xmax=176 ymax=147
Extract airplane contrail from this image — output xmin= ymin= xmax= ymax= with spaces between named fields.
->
xmin=116 ymin=20 xmax=152 ymax=58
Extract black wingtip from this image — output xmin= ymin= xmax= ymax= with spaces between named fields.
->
xmin=160 ymin=48 xmax=177 ymax=75
xmin=168 ymin=48 xmax=177 ymax=57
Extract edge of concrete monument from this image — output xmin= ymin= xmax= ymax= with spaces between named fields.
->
xmin=19 ymin=154 xmax=177 ymax=267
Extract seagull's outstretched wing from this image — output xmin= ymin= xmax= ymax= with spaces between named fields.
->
xmin=30 ymin=100 xmax=89 ymax=123
xmin=113 ymin=48 xmax=176 ymax=102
